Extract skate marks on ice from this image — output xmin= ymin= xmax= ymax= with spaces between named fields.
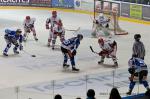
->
xmin=0 ymin=53 xmax=21 ymax=58
xmin=28 ymin=41 xmax=61 ymax=51
xmin=62 ymin=68 xmax=80 ymax=73
xmin=98 ymin=63 xmax=118 ymax=68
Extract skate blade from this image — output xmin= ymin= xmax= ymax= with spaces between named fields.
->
xmin=62 ymin=68 xmax=79 ymax=73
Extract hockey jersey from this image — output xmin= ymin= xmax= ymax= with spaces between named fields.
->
xmin=128 ymin=58 xmax=148 ymax=73
xmin=5 ymin=29 xmax=23 ymax=43
xmin=61 ymin=37 xmax=80 ymax=51
xmin=99 ymin=39 xmax=116 ymax=52
xmin=53 ymin=24 xmax=65 ymax=34
xmin=46 ymin=16 xmax=62 ymax=27
xmin=23 ymin=18 xmax=36 ymax=28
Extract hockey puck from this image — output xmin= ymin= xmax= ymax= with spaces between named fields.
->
xmin=31 ymin=55 xmax=36 ymax=57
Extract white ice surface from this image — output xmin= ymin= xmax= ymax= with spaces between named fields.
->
xmin=0 ymin=9 xmax=150 ymax=99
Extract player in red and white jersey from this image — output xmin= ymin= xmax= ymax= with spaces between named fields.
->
xmin=98 ymin=37 xmax=118 ymax=66
xmin=23 ymin=16 xmax=38 ymax=41
xmin=46 ymin=11 xmax=63 ymax=47
xmin=51 ymin=22 xmax=65 ymax=50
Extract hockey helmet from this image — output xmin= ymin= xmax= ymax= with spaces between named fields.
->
xmin=77 ymin=34 xmax=83 ymax=40
xmin=16 ymin=29 xmax=22 ymax=34
xmin=98 ymin=37 xmax=104 ymax=44
xmin=134 ymin=34 xmax=141 ymax=41
xmin=26 ymin=16 xmax=30 ymax=20
xmin=52 ymin=11 xmax=57 ymax=15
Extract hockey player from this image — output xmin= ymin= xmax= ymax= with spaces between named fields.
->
xmin=92 ymin=12 xmax=111 ymax=37
xmin=23 ymin=16 xmax=38 ymax=41
xmin=98 ymin=37 xmax=118 ymax=66
xmin=61 ymin=34 xmax=83 ymax=71
xmin=3 ymin=29 xmax=23 ymax=56
xmin=46 ymin=10 xmax=63 ymax=47
xmin=95 ymin=12 xmax=110 ymax=28
xmin=127 ymin=57 xmax=150 ymax=95
xmin=51 ymin=22 xmax=65 ymax=50
xmin=132 ymin=34 xmax=145 ymax=60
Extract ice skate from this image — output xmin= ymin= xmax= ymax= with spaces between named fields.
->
xmin=52 ymin=47 xmax=54 ymax=50
xmin=98 ymin=60 xmax=104 ymax=64
xmin=114 ymin=62 xmax=118 ymax=67
xmin=72 ymin=67 xmax=79 ymax=71
xmin=47 ymin=43 xmax=50 ymax=47
xmin=34 ymin=37 xmax=38 ymax=41
xmin=14 ymin=50 xmax=19 ymax=54
xmin=63 ymin=63 xmax=70 ymax=68
xmin=3 ymin=52 xmax=8 ymax=56
xmin=13 ymin=49 xmax=19 ymax=54
xmin=126 ymin=90 xmax=132 ymax=95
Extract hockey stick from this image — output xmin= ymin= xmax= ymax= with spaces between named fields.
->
xmin=89 ymin=46 xmax=99 ymax=54
xmin=22 ymin=50 xmax=36 ymax=57
xmin=90 ymin=46 xmax=118 ymax=59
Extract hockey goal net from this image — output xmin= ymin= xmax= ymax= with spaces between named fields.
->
xmin=93 ymin=1 xmax=128 ymax=36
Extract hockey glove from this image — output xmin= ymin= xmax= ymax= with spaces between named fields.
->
xmin=19 ymin=44 xmax=23 ymax=50
xmin=128 ymin=68 xmax=135 ymax=74
xmin=72 ymin=50 xmax=76 ymax=56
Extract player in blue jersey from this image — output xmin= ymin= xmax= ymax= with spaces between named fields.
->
xmin=3 ymin=29 xmax=23 ymax=56
xmin=126 ymin=56 xmax=150 ymax=95
xmin=61 ymin=34 xmax=83 ymax=71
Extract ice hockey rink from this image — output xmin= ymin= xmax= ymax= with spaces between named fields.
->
xmin=0 ymin=8 xmax=150 ymax=99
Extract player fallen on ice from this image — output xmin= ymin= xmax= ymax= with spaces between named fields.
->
xmin=46 ymin=10 xmax=63 ymax=47
xmin=51 ymin=22 xmax=65 ymax=50
xmin=132 ymin=34 xmax=145 ymax=60
xmin=127 ymin=56 xmax=150 ymax=95
xmin=23 ymin=16 xmax=38 ymax=41
xmin=98 ymin=37 xmax=118 ymax=66
xmin=61 ymin=34 xmax=83 ymax=71
xmin=92 ymin=12 xmax=111 ymax=37
xmin=3 ymin=29 xmax=23 ymax=56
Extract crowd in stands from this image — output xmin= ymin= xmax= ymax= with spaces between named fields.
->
xmin=53 ymin=88 xmax=150 ymax=99
xmin=114 ymin=0 xmax=150 ymax=5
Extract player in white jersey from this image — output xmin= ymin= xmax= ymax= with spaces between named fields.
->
xmin=95 ymin=12 xmax=110 ymax=28
xmin=98 ymin=37 xmax=118 ymax=66
xmin=92 ymin=12 xmax=111 ymax=37
xmin=23 ymin=16 xmax=38 ymax=41
xmin=51 ymin=22 xmax=65 ymax=50
xmin=46 ymin=11 xmax=63 ymax=47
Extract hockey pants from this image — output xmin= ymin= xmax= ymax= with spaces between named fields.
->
xmin=61 ymin=47 xmax=75 ymax=66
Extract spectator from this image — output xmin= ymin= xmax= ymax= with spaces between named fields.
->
xmin=109 ymin=88 xmax=121 ymax=99
xmin=130 ymin=0 xmax=136 ymax=3
xmin=87 ymin=89 xmax=96 ymax=99
xmin=141 ymin=0 xmax=149 ymax=5
xmin=54 ymin=94 xmax=62 ymax=99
